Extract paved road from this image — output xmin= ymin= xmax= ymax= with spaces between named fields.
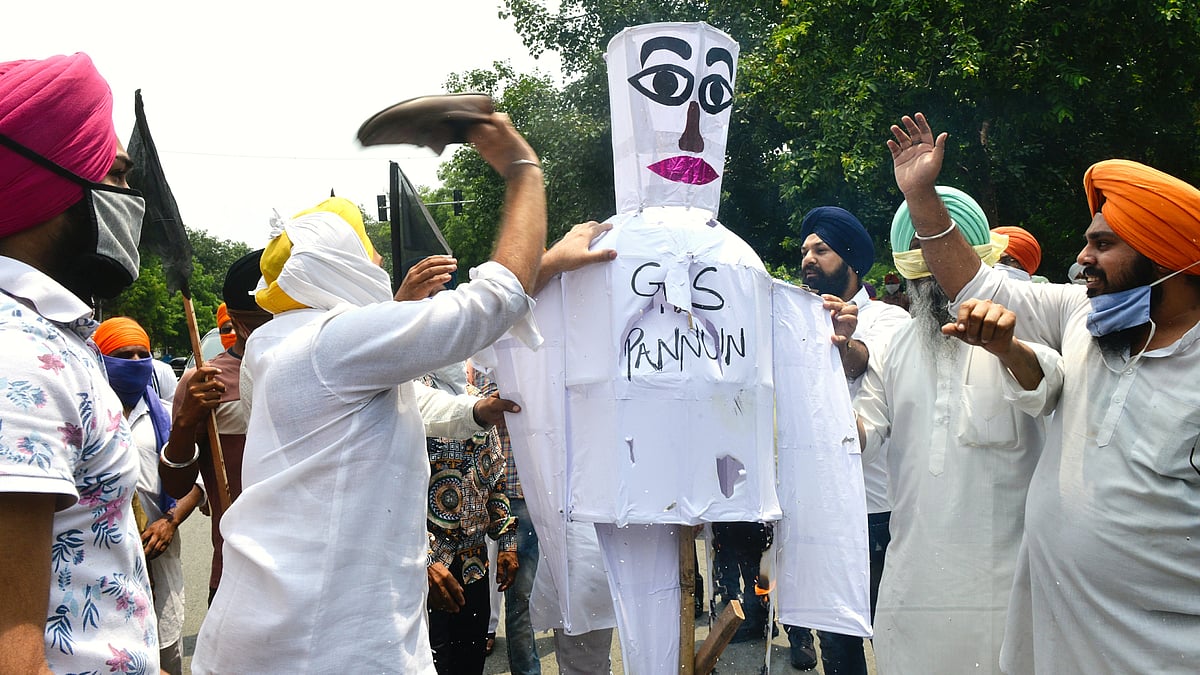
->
xmin=177 ymin=515 xmax=874 ymax=674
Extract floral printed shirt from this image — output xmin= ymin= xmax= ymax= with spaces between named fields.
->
xmin=0 ymin=258 xmax=157 ymax=674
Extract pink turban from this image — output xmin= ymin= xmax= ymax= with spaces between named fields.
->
xmin=0 ymin=53 xmax=117 ymax=238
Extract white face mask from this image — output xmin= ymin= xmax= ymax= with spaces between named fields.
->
xmin=80 ymin=181 xmax=145 ymax=298
xmin=0 ymin=133 xmax=144 ymax=299
xmin=994 ymin=263 xmax=1032 ymax=282
xmin=884 ymin=283 xmax=900 ymax=294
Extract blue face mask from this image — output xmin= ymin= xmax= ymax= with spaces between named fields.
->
xmin=1085 ymin=261 xmax=1200 ymax=337
xmin=102 ymin=355 xmax=153 ymax=408
xmin=1086 ymin=284 xmax=1152 ymax=337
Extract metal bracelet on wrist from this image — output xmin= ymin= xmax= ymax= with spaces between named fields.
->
xmin=160 ymin=444 xmax=200 ymax=469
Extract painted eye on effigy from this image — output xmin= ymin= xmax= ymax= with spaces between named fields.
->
xmin=628 ymin=63 xmax=693 ymax=106
xmin=698 ymin=72 xmax=733 ymax=114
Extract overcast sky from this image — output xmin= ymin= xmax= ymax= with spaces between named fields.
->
xmin=6 ymin=1 xmax=561 ymax=247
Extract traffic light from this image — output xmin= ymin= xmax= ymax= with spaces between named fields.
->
xmin=377 ymin=194 xmax=387 ymax=222
xmin=453 ymin=189 xmax=463 ymax=216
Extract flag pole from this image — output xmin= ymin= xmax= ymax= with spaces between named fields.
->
xmin=127 ymin=89 xmax=231 ymax=511
xmin=181 ymin=282 xmax=232 ymax=514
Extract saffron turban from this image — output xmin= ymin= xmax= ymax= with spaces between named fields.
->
xmin=800 ymin=206 xmax=876 ymax=276
xmin=215 ymin=302 xmax=231 ymax=327
xmin=1084 ymin=159 xmax=1200 ymax=275
xmin=993 ymin=225 xmax=1042 ymax=274
xmin=93 ymin=317 xmax=151 ymax=356
xmin=0 ymin=53 xmax=116 ymax=238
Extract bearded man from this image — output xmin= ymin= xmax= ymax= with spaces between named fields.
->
xmin=853 ymin=186 xmax=1063 ymax=675
xmin=889 ymin=112 xmax=1200 ymax=675
xmin=783 ymin=206 xmax=909 ymax=673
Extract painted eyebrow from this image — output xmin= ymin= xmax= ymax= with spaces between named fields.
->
xmin=640 ymin=36 xmax=692 ymax=65
xmin=706 ymin=47 xmax=733 ymax=73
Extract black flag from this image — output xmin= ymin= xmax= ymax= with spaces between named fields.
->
xmin=389 ymin=160 xmax=452 ymax=293
xmin=127 ymin=89 xmax=194 ymax=297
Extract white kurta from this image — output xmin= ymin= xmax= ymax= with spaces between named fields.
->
xmin=855 ymin=315 xmax=1062 ymax=674
xmin=488 ymin=220 xmax=873 ymax=668
xmin=956 ymin=265 xmax=1200 ymax=675
xmin=845 ymin=287 xmax=911 ymax=514
xmin=129 ymin=401 xmax=188 ymax=652
xmin=192 ymin=262 xmax=532 ymax=674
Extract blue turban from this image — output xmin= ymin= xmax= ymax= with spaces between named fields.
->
xmin=800 ymin=206 xmax=875 ymax=276
xmin=891 ymin=186 xmax=990 ymax=251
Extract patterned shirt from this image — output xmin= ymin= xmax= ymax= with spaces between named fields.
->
xmin=467 ymin=364 xmax=522 ymax=498
xmin=0 ymin=257 xmax=158 ymax=674
xmin=425 ymin=374 xmax=516 ymax=585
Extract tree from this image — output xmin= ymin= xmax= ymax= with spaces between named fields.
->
xmin=432 ymin=62 xmax=615 ymax=271
xmin=754 ymin=0 xmax=1200 ymax=279
xmin=498 ymin=0 xmax=1200 ymax=281
xmin=105 ymin=227 xmax=251 ymax=356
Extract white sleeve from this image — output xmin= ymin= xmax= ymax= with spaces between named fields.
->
xmin=313 ymin=262 xmax=537 ymax=399
xmin=1000 ymin=340 xmax=1064 ymax=417
xmin=415 ymin=381 xmax=485 ymax=440
xmin=853 ymin=345 xmax=891 ymax=463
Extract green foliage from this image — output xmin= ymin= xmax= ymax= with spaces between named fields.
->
xmin=104 ymin=227 xmax=251 ymax=357
xmin=434 ymin=62 xmax=615 ymax=270
xmin=494 ymin=0 xmax=1200 ymax=285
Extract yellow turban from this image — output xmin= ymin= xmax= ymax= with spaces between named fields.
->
xmin=257 ymin=197 xmax=380 ymax=313
xmin=1084 ymin=159 xmax=1200 ymax=275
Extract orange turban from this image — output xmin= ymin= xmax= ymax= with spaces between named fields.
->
xmin=93 ymin=317 xmax=150 ymax=356
xmin=215 ymin=302 xmax=236 ymax=349
xmin=1084 ymin=159 xmax=1200 ymax=275
xmin=993 ymin=226 xmax=1042 ymax=274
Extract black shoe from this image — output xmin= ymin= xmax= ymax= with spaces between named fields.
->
xmin=788 ymin=629 xmax=817 ymax=670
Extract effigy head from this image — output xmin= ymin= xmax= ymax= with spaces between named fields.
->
xmin=606 ymin=22 xmax=738 ymax=215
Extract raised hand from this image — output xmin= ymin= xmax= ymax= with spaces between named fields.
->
xmin=395 ymin=255 xmax=457 ymax=301
xmin=467 ymin=112 xmax=540 ymax=181
xmin=887 ymin=112 xmax=947 ymax=196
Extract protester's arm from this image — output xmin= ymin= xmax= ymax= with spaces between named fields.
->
xmin=427 ymin=528 xmax=465 ymax=612
xmin=483 ymin=431 xmax=519 ymax=591
xmin=533 ymin=220 xmax=618 ymax=295
xmin=942 ymin=299 xmax=1043 ymax=390
xmin=160 ymin=366 xmax=223 ymax=499
xmin=852 ymin=349 xmax=892 ymax=463
xmin=0 ymin=493 xmax=57 ymax=675
xmin=395 ymin=255 xmax=458 ymax=302
xmin=822 ymin=295 xmax=865 ymax=378
xmin=469 ymin=113 xmax=546 ymax=293
xmin=141 ymin=484 xmax=204 ymax=560
xmin=888 ymin=112 xmax=982 ymax=298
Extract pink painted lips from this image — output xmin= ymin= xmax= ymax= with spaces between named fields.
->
xmin=647 ymin=155 xmax=719 ymax=185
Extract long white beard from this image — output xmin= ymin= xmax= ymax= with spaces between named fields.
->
xmin=909 ymin=278 xmax=961 ymax=362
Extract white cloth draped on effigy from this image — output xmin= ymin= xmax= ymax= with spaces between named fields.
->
xmin=487 ymin=22 xmax=870 ymax=673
